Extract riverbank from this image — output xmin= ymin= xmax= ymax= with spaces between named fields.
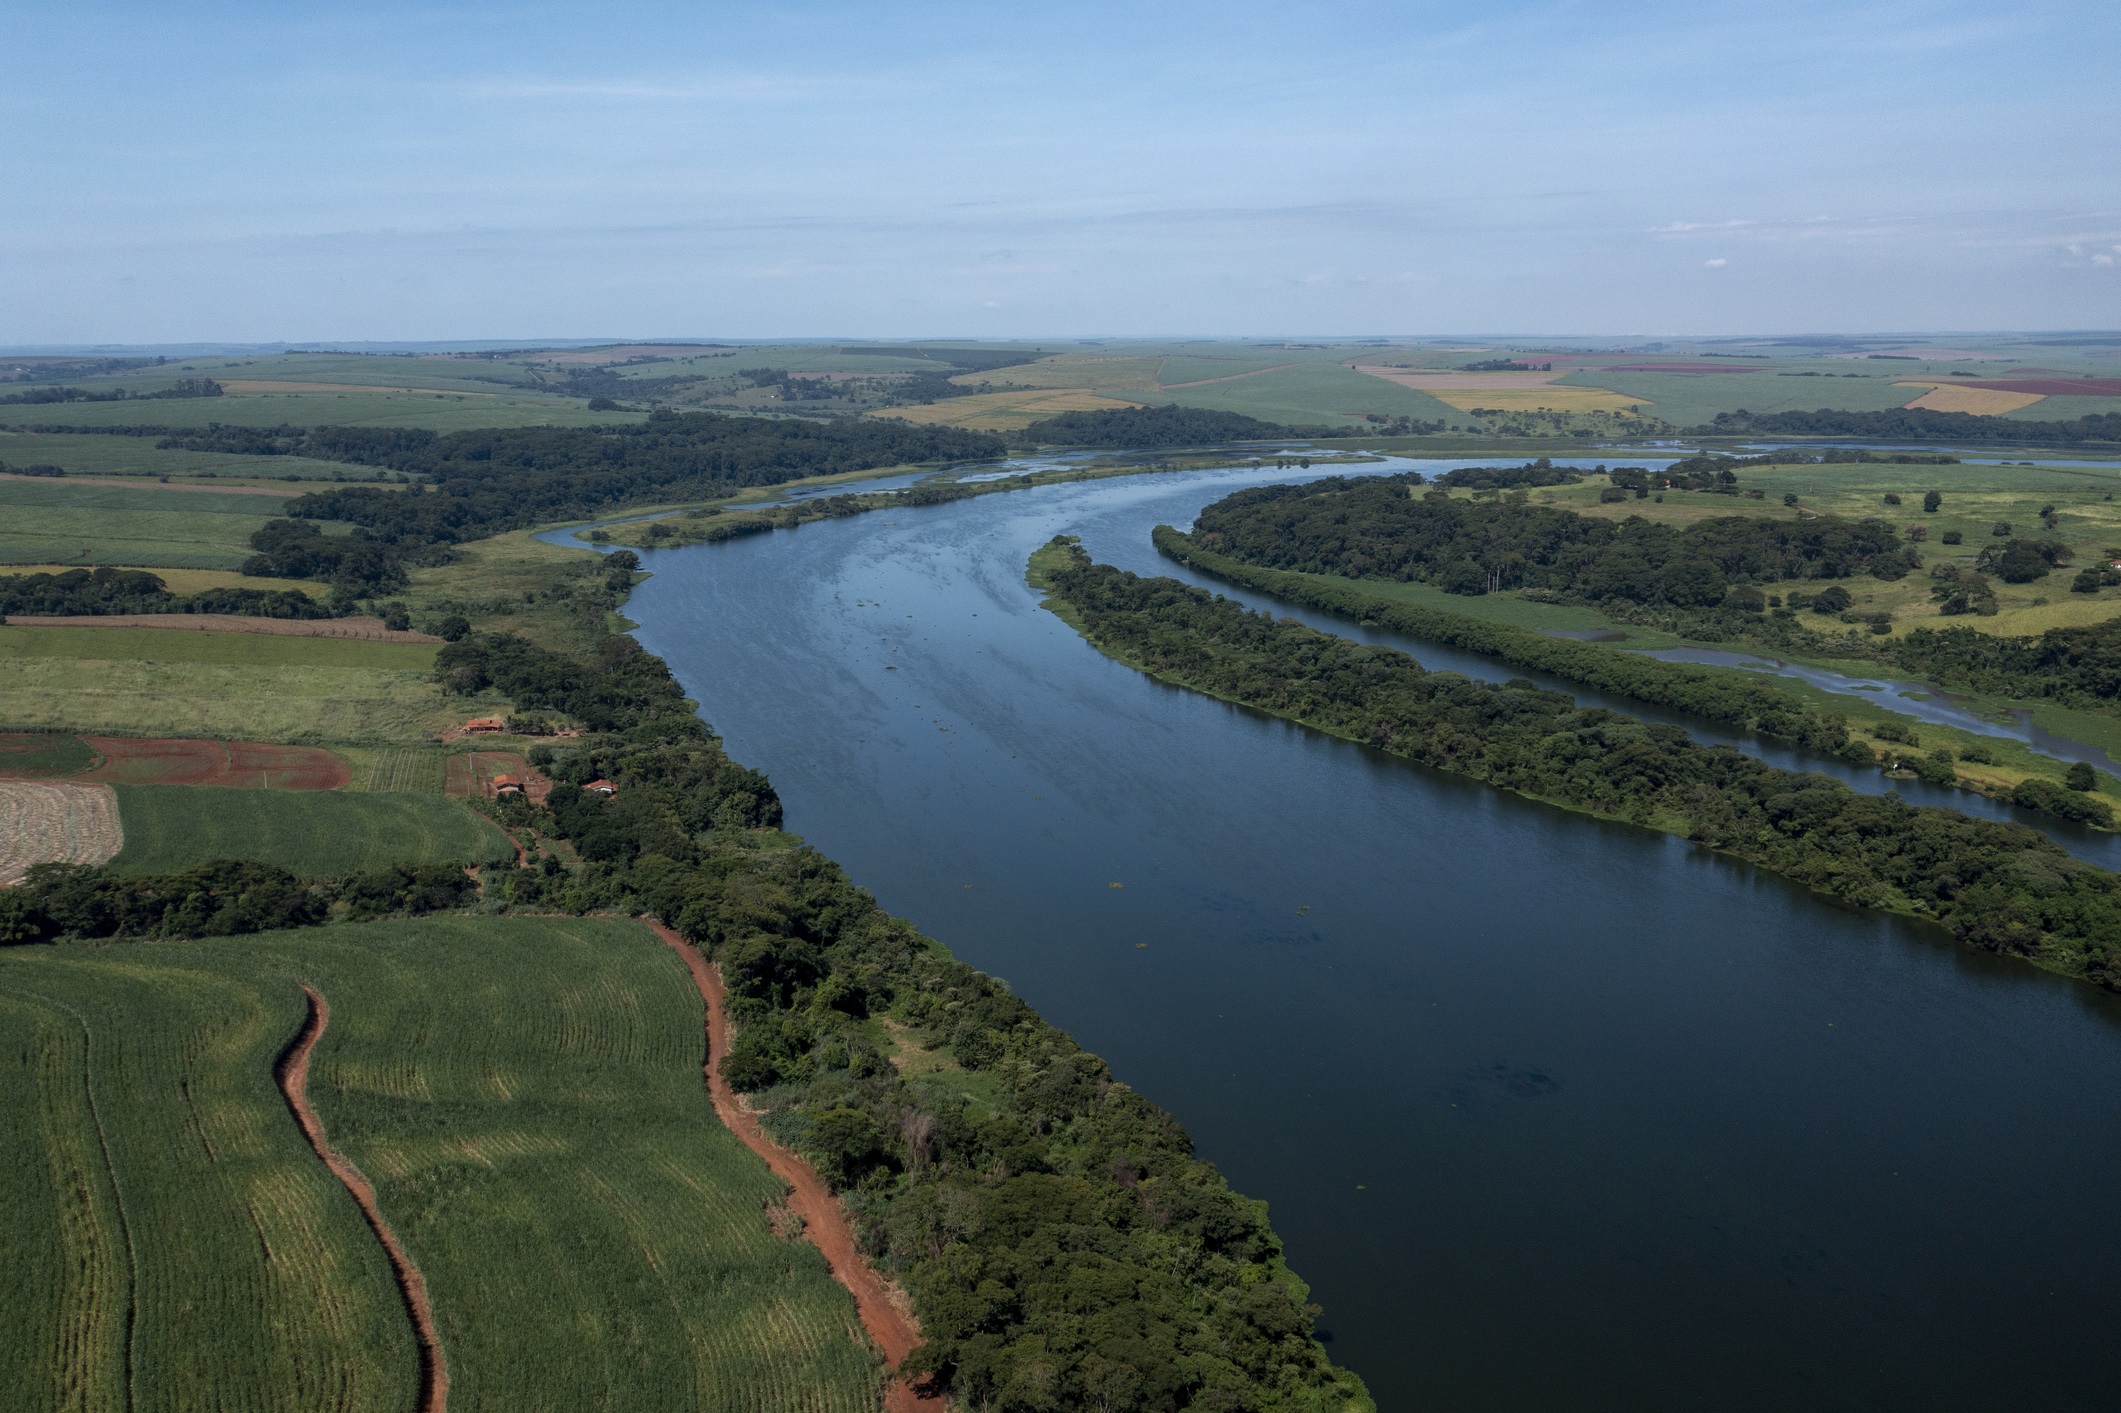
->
xmin=1032 ymin=537 xmax=2121 ymax=990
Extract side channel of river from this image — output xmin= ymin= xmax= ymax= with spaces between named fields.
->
xmin=607 ymin=462 xmax=2121 ymax=1412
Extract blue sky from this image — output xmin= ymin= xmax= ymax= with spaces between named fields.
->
xmin=2 ymin=0 xmax=2114 ymax=342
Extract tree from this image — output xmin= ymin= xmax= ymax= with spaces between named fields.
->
xmin=1924 ymin=490 xmax=1942 ymax=512
xmin=1813 ymin=585 xmax=1853 ymax=613
xmin=2066 ymin=761 xmax=2098 ymax=792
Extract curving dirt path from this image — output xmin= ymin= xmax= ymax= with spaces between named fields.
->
xmin=277 ymin=985 xmax=449 ymax=1413
xmin=648 ymin=922 xmax=929 ymax=1411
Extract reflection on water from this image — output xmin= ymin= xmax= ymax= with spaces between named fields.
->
xmin=604 ymin=458 xmax=2121 ymax=1412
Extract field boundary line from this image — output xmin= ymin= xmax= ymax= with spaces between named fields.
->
xmin=648 ymin=921 xmax=929 ymax=1412
xmin=275 ymin=984 xmax=449 ymax=1413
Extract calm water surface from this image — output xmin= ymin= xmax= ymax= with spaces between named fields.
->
xmin=616 ymin=464 xmax=2121 ymax=1411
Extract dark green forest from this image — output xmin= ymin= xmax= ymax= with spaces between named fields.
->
xmin=1698 ymin=407 xmax=2121 ymax=444
xmin=1190 ymin=473 xmax=1914 ymax=603
xmin=0 ymin=566 xmax=334 ymax=618
xmin=1035 ymin=540 xmax=2121 ymax=989
xmin=1015 ymin=404 xmax=1333 ymax=448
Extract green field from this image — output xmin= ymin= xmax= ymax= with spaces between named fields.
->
xmin=109 ymin=784 xmax=515 ymax=875
xmin=0 ymin=429 xmax=357 ymax=483
xmin=1150 ymin=360 xmax=1466 ymax=427
xmin=0 ymin=915 xmax=884 ymax=1411
xmin=0 ymin=945 xmax=415 ymax=1411
xmin=0 ymin=626 xmax=475 ymax=743
xmin=0 ymin=478 xmax=294 ymax=569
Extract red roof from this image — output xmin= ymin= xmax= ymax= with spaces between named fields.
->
xmin=583 ymin=778 xmax=618 ymax=794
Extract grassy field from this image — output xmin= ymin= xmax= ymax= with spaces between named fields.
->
xmin=0 ymin=478 xmax=294 ymax=569
xmin=948 ymin=353 xmax=1165 ymax=391
xmin=0 ymin=915 xmax=885 ymax=1411
xmin=0 ymin=626 xmax=476 ymax=743
xmin=0 ymin=391 xmax=631 ymax=434
xmin=0 ymin=947 xmax=415 ymax=1411
xmin=109 ymin=784 xmax=515 ymax=875
xmin=1555 ymin=368 xmax=1924 ymax=427
xmin=0 ymin=429 xmax=358 ymax=482
xmin=1150 ymin=360 xmax=1466 ymax=427
xmin=1511 ymin=458 xmax=2121 ymax=634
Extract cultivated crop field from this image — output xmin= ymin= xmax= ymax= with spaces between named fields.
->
xmin=0 ymin=916 xmax=885 ymax=1411
xmin=875 ymin=387 xmax=1142 ymax=430
xmin=0 ymin=478 xmax=291 ymax=569
xmin=0 ymin=780 xmax=122 ymax=883
xmin=107 ymin=784 xmax=514 ymax=875
xmin=0 ymin=429 xmax=355 ymax=483
xmin=0 ymin=627 xmax=479 ymax=743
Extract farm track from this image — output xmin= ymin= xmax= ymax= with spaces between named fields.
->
xmin=649 ymin=922 xmax=929 ymax=1413
xmin=0 ymin=779 xmax=122 ymax=883
xmin=276 ymin=986 xmax=448 ymax=1413
xmin=2 ymin=613 xmax=442 ymax=642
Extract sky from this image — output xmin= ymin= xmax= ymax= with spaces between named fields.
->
xmin=2 ymin=0 xmax=2116 ymax=343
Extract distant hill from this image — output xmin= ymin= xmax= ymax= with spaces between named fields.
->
xmin=1014 ymin=403 xmax=1333 ymax=447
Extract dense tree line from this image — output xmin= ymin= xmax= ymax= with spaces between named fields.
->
xmin=0 ymin=859 xmax=474 ymax=945
xmin=419 ymin=572 xmax=1369 ymax=1409
xmin=1036 ymin=541 xmax=2121 ymax=988
xmin=1015 ymin=404 xmax=1336 ymax=448
xmin=0 ymin=378 xmax=221 ymax=405
xmin=1888 ymin=619 xmax=2121 ymax=709
xmin=1698 ymin=407 xmax=2121 ymax=444
xmin=0 ymin=566 xmax=333 ymax=618
xmin=1190 ymin=473 xmax=1914 ymax=604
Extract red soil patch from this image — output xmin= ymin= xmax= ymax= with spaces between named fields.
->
xmin=443 ymin=752 xmax=550 ymax=804
xmin=1944 ymin=379 xmax=2121 ymax=397
xmin=2 ymin=613 xmax=441 ymax=642
xmin=75 ymin=737 xmax=351 ymax=789
xmin=648 ymin=923 xmax=929 ymax=1412
xmin=278 ymin=986 xmax=449 ymax=1412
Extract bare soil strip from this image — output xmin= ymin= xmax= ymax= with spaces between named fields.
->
xmin=648 ymin=922 xmax=929 ymax=1411
xmin=277 ymin=985 xmax=449 ymax=1413
xmin=2 ymin=613 xmax=441 ymax=642
xmin=0 ymin=779 xmax=122 ymax=883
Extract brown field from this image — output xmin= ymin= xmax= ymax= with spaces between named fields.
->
xmin=445 ymin=751 xmax=551 ymax=803
xmin=219 ymin=381 xmax=499 ymax=396
xmin=873 ymin=388 xmax=1143 ymax=432
xmin=1898 ymin=383 xmax=2047 ymax=415
xmin=75 ymin=738 xmax=352 ymax=789
xmin=1 ymin=613 xmax=440 ymax=642
xmin=0 ymin=780 xmax=122 ymax=883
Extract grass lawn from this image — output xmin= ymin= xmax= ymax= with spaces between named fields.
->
xmin=0 ymin=916 xmax=884 ymax=1412
xmin=0 ymin=626 xmax=476 ymax=743
xmin=0 ymin=477 xmax=292 ymax=569
xmin=109 ymin=784 xmax=515 ymax=875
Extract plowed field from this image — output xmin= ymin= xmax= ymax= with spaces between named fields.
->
xmin=0 ymin=780 xmax=122 ymax=883
xmin=78 ymin=737 xmax=351 ymax=789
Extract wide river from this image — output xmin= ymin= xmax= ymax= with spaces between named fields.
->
xmin=614 ymin=462 xmax=2121 ymax=1411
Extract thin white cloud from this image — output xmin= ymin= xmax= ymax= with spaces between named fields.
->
xmin=1704 ymin=258 xmax=1729 ymax=269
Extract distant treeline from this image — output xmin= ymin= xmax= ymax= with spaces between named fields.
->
xmin=0 ymin=566 xmax=333 ymax=619
xmin=165 ymin=412 xmax=1003 ymax=591
xmin=0 ymin=378 xmax=221 ymax=405
xmin=0 ymin=859 xmax=474 ymax=945
xmin=1014 ymin=403 xmax=1337 ymax=447
xmin=1190 ymin=473 xmax=1915 ymax=604
xmin=1698 ymin=407 xmax=2121 ymax=444
xmin=1036 ymin=541 xmax=2121 ymax=988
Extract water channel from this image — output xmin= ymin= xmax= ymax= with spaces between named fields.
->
xmin=588 ymin=461 xmax=2121 ymax=1410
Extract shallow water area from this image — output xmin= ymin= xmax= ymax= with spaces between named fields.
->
xmin=596 ymin=458 xmax=2121 ymax=1411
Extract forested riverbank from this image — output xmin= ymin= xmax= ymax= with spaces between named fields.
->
xmin=1032 ymin=538 xmax=2121 ymax=990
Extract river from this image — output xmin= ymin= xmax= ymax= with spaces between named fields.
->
xmin=605 ymin=462 xmax=2121 ymax=1411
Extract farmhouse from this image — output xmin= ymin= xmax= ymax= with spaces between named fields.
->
xmin=491 ymin=774 xmax=524 ymax=797
xmin=464 ymin=717 xmax=507 ymax=734
xmin=582 ymin=778 xmax=618 ymax=795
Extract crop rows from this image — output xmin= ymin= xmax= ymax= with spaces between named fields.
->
xmin=1 ymin=915 xmax=883 ymax=1411
xmin=364 ymin=748 xmax=448 ymax=793
xmin=108 ymin=783 xmax=514 ymax=876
